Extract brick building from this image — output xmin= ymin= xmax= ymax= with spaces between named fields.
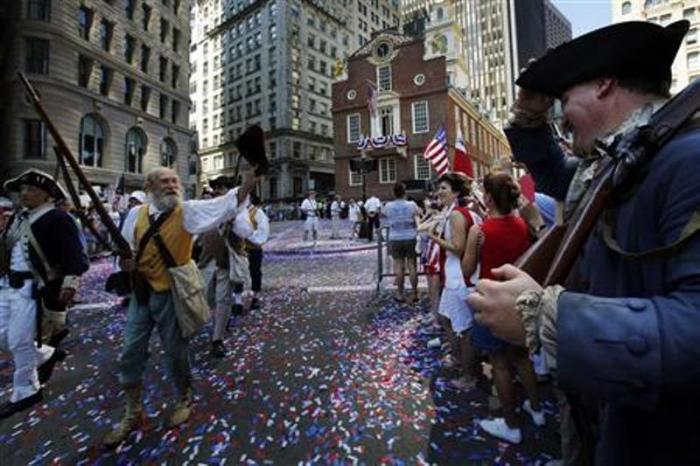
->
xmin=332 ymin=4 xmax=510 ymax=201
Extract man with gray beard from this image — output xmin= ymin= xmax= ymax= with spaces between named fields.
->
xmin=103 ymin=167 xmax=259 ymax=448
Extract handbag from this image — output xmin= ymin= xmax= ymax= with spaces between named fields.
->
xmin=150 ymin=217 xmax=211 ymax=338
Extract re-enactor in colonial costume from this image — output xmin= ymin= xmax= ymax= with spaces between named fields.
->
xmin=0 ymin=169 xmax=88 ymax=419
xmin=103 ymin=167 xmax=259 ymax=447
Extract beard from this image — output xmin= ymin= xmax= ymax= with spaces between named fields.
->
xmin=149 ymin=190 xmax=182 ymax=211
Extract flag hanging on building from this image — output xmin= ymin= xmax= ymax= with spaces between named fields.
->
xmin=453 ymin=128 xmax=474 ymax=178
xmin=423 ymin=126 xmax=449 ymax=176
xmin=367 ymin=80 xmax=378 ymax=118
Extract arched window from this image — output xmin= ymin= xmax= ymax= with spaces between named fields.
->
xmin=79 ymin=114 xmax=106 ymax=167
xmin=126 ymin=128 xmax=146 ymax=173
xmin=622 ymin=2 xmax=632 ymax=14
xmin=161 ymin=138 xmax=177 ymax=167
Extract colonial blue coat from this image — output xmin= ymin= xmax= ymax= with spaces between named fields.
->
xmin=27 ymin=208 xmax=89 ymax=309
xmin=505 ymin=124 xmax=700 ymax=465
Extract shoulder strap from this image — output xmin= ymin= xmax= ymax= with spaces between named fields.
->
xmin=135 ymin=208 xmax=174 ymax=263
xmin=148 ymin=214 xmax=177 ymax=268
xmin=603 ymin=208 xmax=700 ymax=260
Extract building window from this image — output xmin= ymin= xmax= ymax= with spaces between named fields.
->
xmin=349 ymin=165 xmax=362 ymax=186
xmin=171 ymin=64 xmax=180 ymax=89
xmin=687 ymin=28 xmax=697 ymax=45
xmin=379 ymin=158 xmax=396 ymax=184
xmin=78 ymin=55 xmax=93 ymax=87
xmin=141 ymin=45 xmax=150 ymax=72
xmin=140 ymin=85 xmax=151 ymax=112
xmin=142 ymin=3 xmax=151 ymax=31
xmin=347 ymin=113 xmax=361 ymax=142
xmin=414 ymin=153 xmax=430 ymax=180
xmin=161 ymin=138 xmax=176 ymax=167
xmin=126 ymin=128 xmax=146 ymax=173
xmin=293 ymin=141 xmax=301 ymax=158
xmin=124 ymin=77 xmax=135 ymax=105
xmin=99 ymin=66 xmax=113 ymax=96
xmin=79 ymin=114 xmax=105 ymax=167
xmin=159 ymin=93 xmax=169 ymax=119
xmin=99 ymin=20 xmax=114 ymax=51
xmin=124 ymin=0 xmax=136 ymax=19
xmin=684 ymin=7 xmax=696 ymax=19
xmin=293 ymin=177 xmax=303 ymax=196
xmin=377 ymin=65 xmax=391 ymax=91
xmin=169 ymin=99 xmax=178 ymax=124
xmin=26 ymin=38 xmax=49 ymax=74
xmin=124 ymin=34 xmax=136 ymax=64
xmin=27 ymin=0 xmax=51 ymax=21
xmin=689 ymin=52 xmax=700 ymax=70
xmin=412 ymin=101 xmax=429 ymax=133
xmin=160 ymin=18 xmax=169 ymax=43
xmin=269 ymin=177 xmax=277 ymax=199
xmin=78 ymin=6 xmax=93 ymax=40
xmin=23 ymin=119 xmax=46 ymax=159
xmin=379 ymin=106 xmax=393 ymax=136
xmin=621 ymin=1 xmax=631 ymax=14
xmin=159 ymin=56 xmax=168 ymax=82
xmin=173 ymin=28 xmax=181 ymax=52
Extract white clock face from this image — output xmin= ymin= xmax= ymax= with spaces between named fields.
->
xmin=414 ymin=74 xmax=425 ymax=86
xmin=347 ymin=89 xmax=356 ymax=100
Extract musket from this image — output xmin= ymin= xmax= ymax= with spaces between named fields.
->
xmin=17 ymin=72 xmax=132 ymax=259
xmin=516 ymin=79 xmax=700 ymax=286
xmin=53 ymin=146 xmax=111 ymax=251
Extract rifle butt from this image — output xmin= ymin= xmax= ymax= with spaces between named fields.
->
xmin=516 ymin=225 xmax=567 ymax=285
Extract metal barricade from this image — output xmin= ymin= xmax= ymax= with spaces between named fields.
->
xmin=376 ymin=225 xmax=429 ymax=295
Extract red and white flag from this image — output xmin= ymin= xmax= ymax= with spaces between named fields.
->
xmin=423 ymin=127 xmax=449 ymax=176
xmin=453 ymin=128 xmax=474 ymax=178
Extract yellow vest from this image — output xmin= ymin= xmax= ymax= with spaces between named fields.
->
xmin=135 ymin=204 xmax=193 ymax=292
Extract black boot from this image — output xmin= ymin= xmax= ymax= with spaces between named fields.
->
xmin=0 ymin=390 xmax=43 ymax=419
xmin=211 ymin=340 xmax=226 ymax=358
xmin=250 ymin=297 xmax=261 ymax=310
xmin=38 ymin=349 xmax=67 ymax=384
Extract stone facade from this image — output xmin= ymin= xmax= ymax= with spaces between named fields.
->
xmin=0 ymin=0 xmax=194 ymax=196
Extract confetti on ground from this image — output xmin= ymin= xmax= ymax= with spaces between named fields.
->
xmin=0 ymin=220 xmax=560 ymax=464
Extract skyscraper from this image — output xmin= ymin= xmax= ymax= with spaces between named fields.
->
xmin=190 ymin=0 xmax=401 ymax=201
xmin=402 ymin=0 xmax=571 ymax=127
xmin=612 ymin=0 xmax=700 ymax=94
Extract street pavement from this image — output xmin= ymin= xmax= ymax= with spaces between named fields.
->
xmin=0 ymin=219 xmax=560 ymax=465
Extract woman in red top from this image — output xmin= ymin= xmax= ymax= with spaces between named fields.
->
xmin=462 ymin=172 xmax=545 ymax=444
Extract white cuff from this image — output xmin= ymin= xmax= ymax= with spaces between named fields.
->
xmin=62 ymin=275 xmax=80 ymax=290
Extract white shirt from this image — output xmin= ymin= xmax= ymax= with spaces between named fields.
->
xmin=300 ymin=198 xmax=316 ymax=217
xmin=247 ymin=208 xmax=270 ymax=246
xmin=331 ymin=201 xmax=341 ymax=215
xmin=121 ymin=187 xmax=249 ymax=253
xmin=365 ymin=196 xmax=381 ymax=214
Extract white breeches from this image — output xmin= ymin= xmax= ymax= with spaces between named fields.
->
xmin=0 ymin=286 xmax=55 ymax=402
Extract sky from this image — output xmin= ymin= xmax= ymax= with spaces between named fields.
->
xmin=551 ymin=0 xmax=612 ymax=37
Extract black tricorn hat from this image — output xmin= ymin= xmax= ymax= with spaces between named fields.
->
xmin=516 ymin=20 xmax=690 ymax=97
xmin=4 ymin=169 xmax=67 ymax=200
xmin=235 ymin=125 xmax=268 ymax=176
xmin=209 ymin=175 xmax=236 ymax=189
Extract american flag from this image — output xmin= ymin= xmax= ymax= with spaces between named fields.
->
xmin=367 ymin=80 xmax=378 ymax=117
xmin=423 ymin=127 xmax=449 ymax=175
